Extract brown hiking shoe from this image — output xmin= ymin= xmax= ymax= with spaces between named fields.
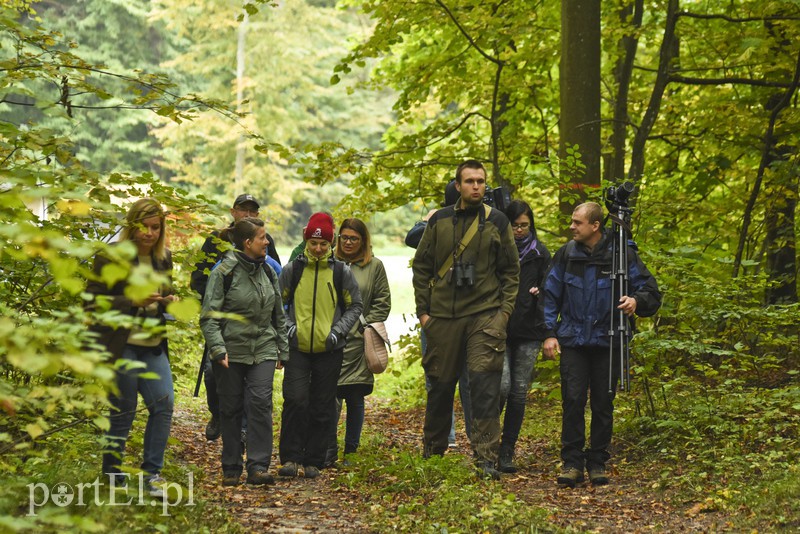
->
xmin=588 ymin=466 xmax=609 ymax=485
xmin=557 ymin=467 xmax=584 ymax=488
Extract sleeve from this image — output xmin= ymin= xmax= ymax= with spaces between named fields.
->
xmin=269 ymin=270 xmax=290 ymax=360
xmin=404 ymin=221 xmax=427 ymax=249
xmin=365 ymin=260 xmax=391 ymax=324
xmin=199 ymin=268 xmax=227 ymax=360
xmin=411 ymin=220 xmax=436 ymax=318
xmin=85 ymin=253 xmax=134 ymax=313
xmin=538 ymin=247 xmax=564 ymax=338
xmin=334 ymin=264 xmax=363 ymax=337
xmin=628 ymin=248 xmax=662 ymax=318
xmin=496 ymin=219 xmax=521 ymax=317
xmin=190 ymin=234 xmax=221 ymax=298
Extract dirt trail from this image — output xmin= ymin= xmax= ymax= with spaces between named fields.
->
xmin=172 ymin=399 xmax=732 ymax=533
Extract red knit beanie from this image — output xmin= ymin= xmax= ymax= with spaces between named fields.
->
xmin=304 ymin=212 xmax=335 ymax=243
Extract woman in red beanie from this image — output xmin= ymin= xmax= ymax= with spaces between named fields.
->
xmin=277 ymin=212 xmax=363 ymax=479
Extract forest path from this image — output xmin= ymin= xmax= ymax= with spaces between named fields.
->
xmin=172 ymin=398 xmax=732 ymax=533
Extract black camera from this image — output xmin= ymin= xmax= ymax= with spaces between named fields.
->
xmin=605 ymin=181 xmax=634 ymax=211
xmin=453 ymin=260 xmax=475 ymax=288
xmin=483 ymin=185 xmax=511 ymax=212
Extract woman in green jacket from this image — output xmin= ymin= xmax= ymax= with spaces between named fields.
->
xmin=201 ymin=217 xmax=288 ymax=487
xmin=326 ymin=218 xmax=391 ymax=465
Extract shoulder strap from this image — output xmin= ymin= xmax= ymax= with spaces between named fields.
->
xmin=436 ymin=204 xmax=490 ymax=280
xmin=333 ymin=260 xmax=346 ymax=314
xmin=260 ymin=261 xmax=275 ymax=283
xmin=287 ymin=257 xmax=305 ymax=305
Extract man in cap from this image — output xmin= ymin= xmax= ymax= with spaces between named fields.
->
xmin=191 ymin=193 xmax=281 ymax=441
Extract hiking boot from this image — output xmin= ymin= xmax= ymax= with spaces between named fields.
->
xmin=303 ymin=465 xmax=321 ymax=479
xmin=476 ymin=461 xmax=501 ymax=481
xmin=144 ymin=474 xmax=168 ymax=498
xmin=557 ymin=467 xmax=585 ymax=488
xmin=205 ymin=415 xmax=221 ymax=441
xmin=498 ymin=451 xmax=518 ymax=474
xmin=588 ymin=466 xmax=609 ymax=486
xmin=246 ymin=468 xmax=275 ymax=486
xmin=278 ymin=461 xmax=299 ymax=477
xmin=222 ymin=472 xmax=240 ymax=487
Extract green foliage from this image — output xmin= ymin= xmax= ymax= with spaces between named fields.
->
xmin=336 ymin=444 xmax=551 ymax=532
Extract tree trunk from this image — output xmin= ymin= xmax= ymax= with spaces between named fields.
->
xmin=559 ymin=0 xmax=601 ymax=220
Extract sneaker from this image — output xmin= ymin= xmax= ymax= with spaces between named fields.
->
xmin=476 ymin=461 xmax=501 ymax=481
xmin=557 ymin=467 xmax=585 ymax=488
xmin=246 ymin=468 xmax=275 ymax=485
xmin=303 ymin=465 xmax=321 ymax=479
xmin=588 ymin=466 xmax=609 ymax=486
xmin=447 ymin=442 xmax=457 ymax=449
xmin=498 ymin=451 xmax=517 ymax=474
xmin=222 ymin=472 xmax=240 ymax=487
xmin=278 ymin=461 xmax=299 ymax=477
xmin=145 ymin=474 xmax=167 ymax=499
xmin=205 ymin=416 xmax=221 ymax=441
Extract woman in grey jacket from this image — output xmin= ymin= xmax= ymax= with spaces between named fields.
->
xmin=201 ymin=217 xmax=289 ymax=487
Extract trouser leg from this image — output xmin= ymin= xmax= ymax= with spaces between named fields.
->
xmin=214 ymin=361 xmax=246 ymax=474
xmin=500 ymin=340 xmax=540 ymax=452
xmin=279 ymin=350 xmax=311 ymax=464
xmin=560 ymin=346 xmax=591 ymax=469
xmin=138 ymin=346 xmax=174 ymax=476
xmin=203 ymin=347 xmax=219 ymax=417
xmin=343 ymin=392 xmax=365 ymax=454
xmin=587 ymin=348 xmax=617 ymax=469
xmin=103 ymin=347 xmax=140 ymax=476
xmin=244 ymin=361 xmax=276 ymax=472
xmin=304 ymin=349 xmax=343 ymax=468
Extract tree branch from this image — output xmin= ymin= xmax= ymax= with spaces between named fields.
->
xmin=434 ymin=0 xmax=503 ymax=66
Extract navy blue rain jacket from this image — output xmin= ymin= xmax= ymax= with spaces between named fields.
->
xmin=540 ymin=232 xmax=661 ymax=348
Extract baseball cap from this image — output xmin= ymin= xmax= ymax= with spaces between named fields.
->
xmin=233 ymin=194 xmax=259 ymax=209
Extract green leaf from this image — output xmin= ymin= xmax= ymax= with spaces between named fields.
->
xmin=167 ymin=298 xmax=201 ymax=322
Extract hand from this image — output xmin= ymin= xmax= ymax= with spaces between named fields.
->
xmin=419 ymin=314 xmax=430 ymax=327
xmin=217 ymin=354 xmax=229 ymax=369
xmin=325 ymin=331 xmax=338 ymax=351
xmin=133 ymin=292 xmax=162 ymax=307
xmin=529 ymin=286 xmax=540 ymax=296
xmin=276 ymin=360 xmax=284 ymax=370
xmin=160 ymin=294 xmax=178 ymax=303
xmin=543 ymin=337 xmax=560 ymax=360
xmin=618 ymin=296 xmax=637 ymax=316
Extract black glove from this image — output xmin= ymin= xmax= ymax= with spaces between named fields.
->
xmin=325 ymin=331 xmax=338 ymax=351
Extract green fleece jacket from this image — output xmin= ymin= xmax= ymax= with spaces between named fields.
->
xmin=200 ymin=251 xmax=289 ymax=363
xmin=412 ymin=201 xmax=520 ymax=319
xmin=279 ymin=247 xmax=363 ymax=354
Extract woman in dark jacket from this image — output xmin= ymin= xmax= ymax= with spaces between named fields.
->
xmin=498 ymin=200 xmax=551 ymax=473
xmin=201 ymin=217 xmax=288 ymax=487
xmin=87 ymin=198 xmax=176 ymax=498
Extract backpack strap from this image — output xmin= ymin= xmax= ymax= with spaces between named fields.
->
xmin=286 ymin=256 xmax=346 ymax=315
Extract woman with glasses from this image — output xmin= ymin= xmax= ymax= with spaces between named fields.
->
xmin=498 ymin=200 xmax=551 ymax=473
xmin=326 ymin=218 xmax=391 ymax=466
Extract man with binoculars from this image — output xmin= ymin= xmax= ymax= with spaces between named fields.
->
xmin=412 ymin=159 xmax=520 ymax=480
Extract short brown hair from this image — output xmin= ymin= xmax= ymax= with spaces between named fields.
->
xmin=574 ymin=202 xmax=603 ymax=225
xmin=455 ymin=159 xmax=486 ymax=183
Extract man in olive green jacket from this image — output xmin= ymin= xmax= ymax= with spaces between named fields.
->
xmin=412 ymin=160 xmax=520 ymax=480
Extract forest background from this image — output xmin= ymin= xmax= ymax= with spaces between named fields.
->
xmin=1 ymin=0 xmax=799 ymax=531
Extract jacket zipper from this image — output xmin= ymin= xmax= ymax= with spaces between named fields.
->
xmin=310 ymin=261 xmax=319 ymax=352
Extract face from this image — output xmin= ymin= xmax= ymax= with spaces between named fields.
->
xmin=455 ymin=167 xmax=487 ymax=206
xmin=570 ymin=207 xmax=599 ymax=245
xmin=133 ymin=215 xmax=162 ymax=254
xmin=338 ymin=228 xmax=363 ymax=258
xmin=511 ymin=214 xmax=532 ymax=239
xmin=244 ymin=226 xmax=268 ymax=259
xmin=231 ymin=203 xmax=259 ymax=222
xmin=307 ymin=238 xmax=331 ymax=259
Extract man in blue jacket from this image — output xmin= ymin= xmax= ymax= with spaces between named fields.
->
xmin=541 ymin=202 xmax=661 ymax=488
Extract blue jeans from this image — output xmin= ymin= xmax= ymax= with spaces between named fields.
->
xmin=103 ymin=344 xmax=174 ymax=476
xmin=499 ymin=339 xmax=541 ymax=452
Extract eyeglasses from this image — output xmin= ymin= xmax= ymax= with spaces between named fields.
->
xmin=340 ymin=235 xmax=362 ymax=243
xmin=511 ymin=223 xmax=530 ymax=230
